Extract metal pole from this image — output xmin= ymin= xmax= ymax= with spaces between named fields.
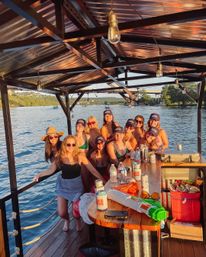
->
xmin=197 ymin=78 xmax=205 ymax=154
xmin=65 ymin=93 xmax=72 ymax=134
xmin=0 ymin=82 xmax=23 ymax=256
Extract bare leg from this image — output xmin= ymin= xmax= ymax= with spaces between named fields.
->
xmin=57 ymin=196 xmax=70 ymax=231
xmin=76 ymin=218 xmax=84 ymax=232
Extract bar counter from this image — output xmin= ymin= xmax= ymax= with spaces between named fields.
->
xmin=88 ymin=160 xmax=162 ymax=257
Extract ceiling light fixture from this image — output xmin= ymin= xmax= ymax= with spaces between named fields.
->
xmin=37 ymin=71 xmax=42 ymax=91
xmin=156 ymin=62 xmax=163 ymax=77
xmin=156 ymin=48 xmax=163 ymax=77
xmin=108 ymin=2 xmax=120 ymax=44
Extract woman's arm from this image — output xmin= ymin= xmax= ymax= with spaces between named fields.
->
xmin=159 ymin=129 xmax=169 ymax=150
xmin=33 ymin=161 xmax=57 ymax=182
xmin=79 ymin=154 xmax=105 ymax=182
xmin=107 ymin=142 xmax=118 ymax=166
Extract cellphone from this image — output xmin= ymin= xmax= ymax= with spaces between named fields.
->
xmin=104 ymin=210 xmax=128 ymax=220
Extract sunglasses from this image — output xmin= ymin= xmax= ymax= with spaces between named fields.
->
xmin=66 ymin=143 xmax=76 ymax=147
xmin=87 ymin=121 xmax=96 ymax=126
xmin=136 ymin=120 xmax=143 ymax=124
xmin=49 ymin=136 xmax=58 ymax=140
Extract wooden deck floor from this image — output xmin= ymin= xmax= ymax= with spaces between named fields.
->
xmin=24 ymin=218 xmax=90 ymax=257
xmin=25 ymin=219 xmax=206 ymax=257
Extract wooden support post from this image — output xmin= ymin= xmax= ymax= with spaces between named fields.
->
xmin=0 ymin=81 xmax=23 ymax=256
xmin=197 ymin=78 xmax=205 ymax=154
xmin=96 ymin=38 xmax=102 ymax=65
xmin=65 ymin=94 xmax=72 ymax=134
xmin=70 ymin=93 xmax=84 ymax=111
xmin=202 ymin=167 xmax=206 ymax=243
xmin=0 ymin=201 xmax=10 ymax=257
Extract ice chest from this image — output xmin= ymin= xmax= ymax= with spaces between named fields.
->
xmin=171 ymin=191 xmax=200 ymax=222
xmin=170 ymin=220 xmax=203 ymax=241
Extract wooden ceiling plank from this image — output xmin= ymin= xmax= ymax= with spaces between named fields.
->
xmin=61 ymin=8 xmax=206 ymax=42
xmin=0 ymin=0 xmax=39 ymax=26
xmin=54 ymin=0 xmax=65 ymax=37
xmin=121 ymin=35 xmax=206 ymax=50
xmin=1 ymin=7 xmax=206 ymax=51
xmin=103 ymin=50 xmax=206 ymax=69
xmin=6 ymin=48 xmax=68 ymax=77
xmin=51 ymin=69 xmax=200 ymax=88
xmin=15 ymin=66 xmax=95 ymax=78
xmin=2 ymin=0 xmax=61 ymax=40
xmin=74 ymin=78 xmax=201 ymax=94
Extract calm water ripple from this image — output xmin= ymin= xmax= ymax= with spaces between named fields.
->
xmin=0 ymin=105 xmax=205 ymax=252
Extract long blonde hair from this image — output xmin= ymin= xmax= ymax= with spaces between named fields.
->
xmin=60 ymin=135 xmax=79 ymax=163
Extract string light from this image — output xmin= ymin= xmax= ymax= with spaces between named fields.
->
xmin=156 ymin=62 xmax=163 ymax=77
xmin=37 ymin=71 xmax=42 ymax=91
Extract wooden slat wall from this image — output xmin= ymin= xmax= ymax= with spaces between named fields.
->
xmin=0 ymin=209 xmax=6 ymax=257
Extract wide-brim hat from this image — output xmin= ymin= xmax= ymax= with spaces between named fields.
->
xmin=41 ymin=126 xmax=64 ymax=141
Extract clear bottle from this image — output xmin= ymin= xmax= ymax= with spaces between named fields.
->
xmin=132 ymin=161 xmax=141 ymax=181
xmin=109 ymin=164 xmax=117 ymax=183
xmin=118 ymin=162 xmax=127 ymax=183
xmin=134 ymin=149 xmax=141 ymax=163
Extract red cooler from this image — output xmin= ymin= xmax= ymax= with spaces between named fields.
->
xmin=171 ymin=191 xmax=200 ymax=222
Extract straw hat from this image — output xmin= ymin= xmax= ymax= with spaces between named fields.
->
xmin=41 ymin=127 xmax=64 ymax=141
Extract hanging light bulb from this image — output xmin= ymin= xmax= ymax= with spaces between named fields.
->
xmin=108 ymin=10 xmax=120 ymax=44
xmin=37 ymin=80 xmax=42 ymax=91
xmin=36 ymin=71 xmax=42 ymax=91
xmin=156 ymin=62 xmax=163 ymax=77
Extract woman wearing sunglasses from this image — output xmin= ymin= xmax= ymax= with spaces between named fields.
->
xmin=41 ymin=126 xmax=64 ymax=163
xmin=133 ymin=115 xmax=146 ymax=147
xmin=34 ymin=135 xmax=105 ymax=232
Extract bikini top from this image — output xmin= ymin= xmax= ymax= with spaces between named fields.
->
xmin=114 ymin=143 xmax=130 ymax=160
xmin=79 ymin=138 xmax=89 ymax=150
xmin=61 ymin=163 xmax=81 ymax=179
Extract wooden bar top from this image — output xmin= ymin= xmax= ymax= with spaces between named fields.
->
xmin=161 ymin=162 xmax=206 ymax=168
xmin=88 ymin=160 xmax=162 ymax=231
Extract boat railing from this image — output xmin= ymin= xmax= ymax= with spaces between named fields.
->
xmin=0 ymin=174 xmax=61 ymax=257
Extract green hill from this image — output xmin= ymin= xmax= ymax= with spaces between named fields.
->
xmin=0 ymin=92 xmax=124 ymax=107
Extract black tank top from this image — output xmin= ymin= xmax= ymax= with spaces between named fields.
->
xmin=61 ymin=163 xmax=81 ymax=179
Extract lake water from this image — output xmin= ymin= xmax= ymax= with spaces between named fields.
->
xmin=0 ymin=105 xmax=206 ymax=253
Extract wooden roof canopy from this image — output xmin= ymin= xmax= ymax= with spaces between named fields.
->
xmin=0 ymin=0 xmax=206 ymax=99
